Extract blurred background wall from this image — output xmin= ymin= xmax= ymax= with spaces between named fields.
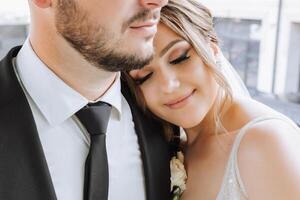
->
xmin=0 ymin=0 xmax=29 ymax=60
xmin=202 ymin=0 xmax=300 ymax=102
xmin=0 ymin=0 xmax=300 ymax=121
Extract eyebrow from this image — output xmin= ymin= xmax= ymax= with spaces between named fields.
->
xmin=159 ymin=39 xmax=185 ymax=57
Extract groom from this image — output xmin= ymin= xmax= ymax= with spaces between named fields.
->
xmin=0 ymin=0 xmax=170 ymax=200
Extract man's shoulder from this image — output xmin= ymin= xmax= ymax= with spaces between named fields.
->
xmin=0 ymin=46 xmax=23 ymax=107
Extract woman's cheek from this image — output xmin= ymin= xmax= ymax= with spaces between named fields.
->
xmin=142 ymin=87 xmax=154 ymax=105
xmin=144 ymin=88 xmax=161 ymax=113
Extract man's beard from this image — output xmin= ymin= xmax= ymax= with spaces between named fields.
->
xmin=55 ymin=0 xmax=154 ymax=72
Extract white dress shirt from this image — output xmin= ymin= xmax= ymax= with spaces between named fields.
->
xmin=14 ymin=39 xmax=146 ymax=200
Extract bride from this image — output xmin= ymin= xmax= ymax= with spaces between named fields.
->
xmin=124 ymin=0 xmax=300 ymax=199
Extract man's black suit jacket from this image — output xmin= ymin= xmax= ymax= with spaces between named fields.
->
xmin=0 ymin=47 xmax=171 ymax=200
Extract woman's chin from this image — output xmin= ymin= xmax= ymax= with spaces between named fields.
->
xmin=176 ymin=118 xmax=202 ymax=129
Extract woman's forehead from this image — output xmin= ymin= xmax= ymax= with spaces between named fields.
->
xmin=155 ymin=23 xmax=183 ymax=48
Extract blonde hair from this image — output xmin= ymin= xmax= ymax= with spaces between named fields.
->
xmin=124 ymin=0 xmax=233 ymax=140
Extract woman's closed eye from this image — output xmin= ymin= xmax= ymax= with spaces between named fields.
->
xmin=134 ymin=72 xmax=153 ymax=85
xmin=169 ymin=48 xmax=191 ymax=65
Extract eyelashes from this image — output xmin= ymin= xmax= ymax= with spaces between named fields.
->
xmin=169 ymin=48 xmax=191 ymax=65
xmin=134 ymin=48 xmax=191 ymax=85
xmin=134 ymin=72 xmax=153 ymax=85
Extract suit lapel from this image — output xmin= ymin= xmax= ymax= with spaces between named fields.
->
xmin=0 ymin=46 xmax=171 ymax=200
xmin=0 ymin=47 xmax=57 ymax=200
xmin=121 ymin=78 xmax=171 ymax=200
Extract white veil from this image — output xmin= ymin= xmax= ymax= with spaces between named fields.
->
xmin=216 ymin=51 xmax=251 ymax=98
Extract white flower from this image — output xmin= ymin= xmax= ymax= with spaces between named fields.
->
xmin=170 ymin=151 xmax=187 ymax=192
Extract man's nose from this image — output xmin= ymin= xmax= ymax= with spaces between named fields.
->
xmin=139 ymin=0 xmax=168 ymax=9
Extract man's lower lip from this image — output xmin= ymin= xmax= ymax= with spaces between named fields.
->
xmin=165 ymin=90 xmax=196 ymax=109
xmin=129 ymin=25 xmax=157 ymax=37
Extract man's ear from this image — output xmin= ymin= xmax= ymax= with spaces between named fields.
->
xmin=31 ymin=0 xmax=52 ymax=8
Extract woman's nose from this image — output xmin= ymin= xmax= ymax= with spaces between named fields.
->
xmin=159 ymin=70 xmax=180 ymax=94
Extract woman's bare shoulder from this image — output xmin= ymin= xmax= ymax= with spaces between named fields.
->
xmin=236 ymin=118 xmax=300 ymax=199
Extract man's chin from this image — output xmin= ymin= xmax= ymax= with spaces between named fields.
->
xmin=133 ymin=44 xmax=154 ymax=61
xmin=94 ymin=48 xmax=153 ymax=72
xmin=127 ymin=35 xmax=155 ymax=53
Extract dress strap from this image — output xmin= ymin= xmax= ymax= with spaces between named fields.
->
xmin=230 ymin=115 xmax=299 ymax=196
xmin=232 ymin=115 xmax=298 ymax=154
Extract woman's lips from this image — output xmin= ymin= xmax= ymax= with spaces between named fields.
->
xmin=165 ymin=89 xmax=196 ymax=109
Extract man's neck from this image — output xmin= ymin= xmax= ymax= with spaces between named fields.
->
xmin=29 ymin=36 xmax=118 ymax=101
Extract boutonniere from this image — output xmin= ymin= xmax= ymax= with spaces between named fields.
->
xmin=170 ymin=151 xmax=187 ymax=200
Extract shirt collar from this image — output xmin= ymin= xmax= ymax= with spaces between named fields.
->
xmin=90 ymin=73 xmax=122 ymax=119
xmin=16 ymin=39 xmax=122 ymax=126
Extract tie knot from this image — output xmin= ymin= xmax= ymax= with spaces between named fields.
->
xmin=76 ymin=102 xmax=112 ymax=136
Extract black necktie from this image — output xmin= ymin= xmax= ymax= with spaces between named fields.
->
xmin=76 ymin=102 xmax=112 ymax=200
